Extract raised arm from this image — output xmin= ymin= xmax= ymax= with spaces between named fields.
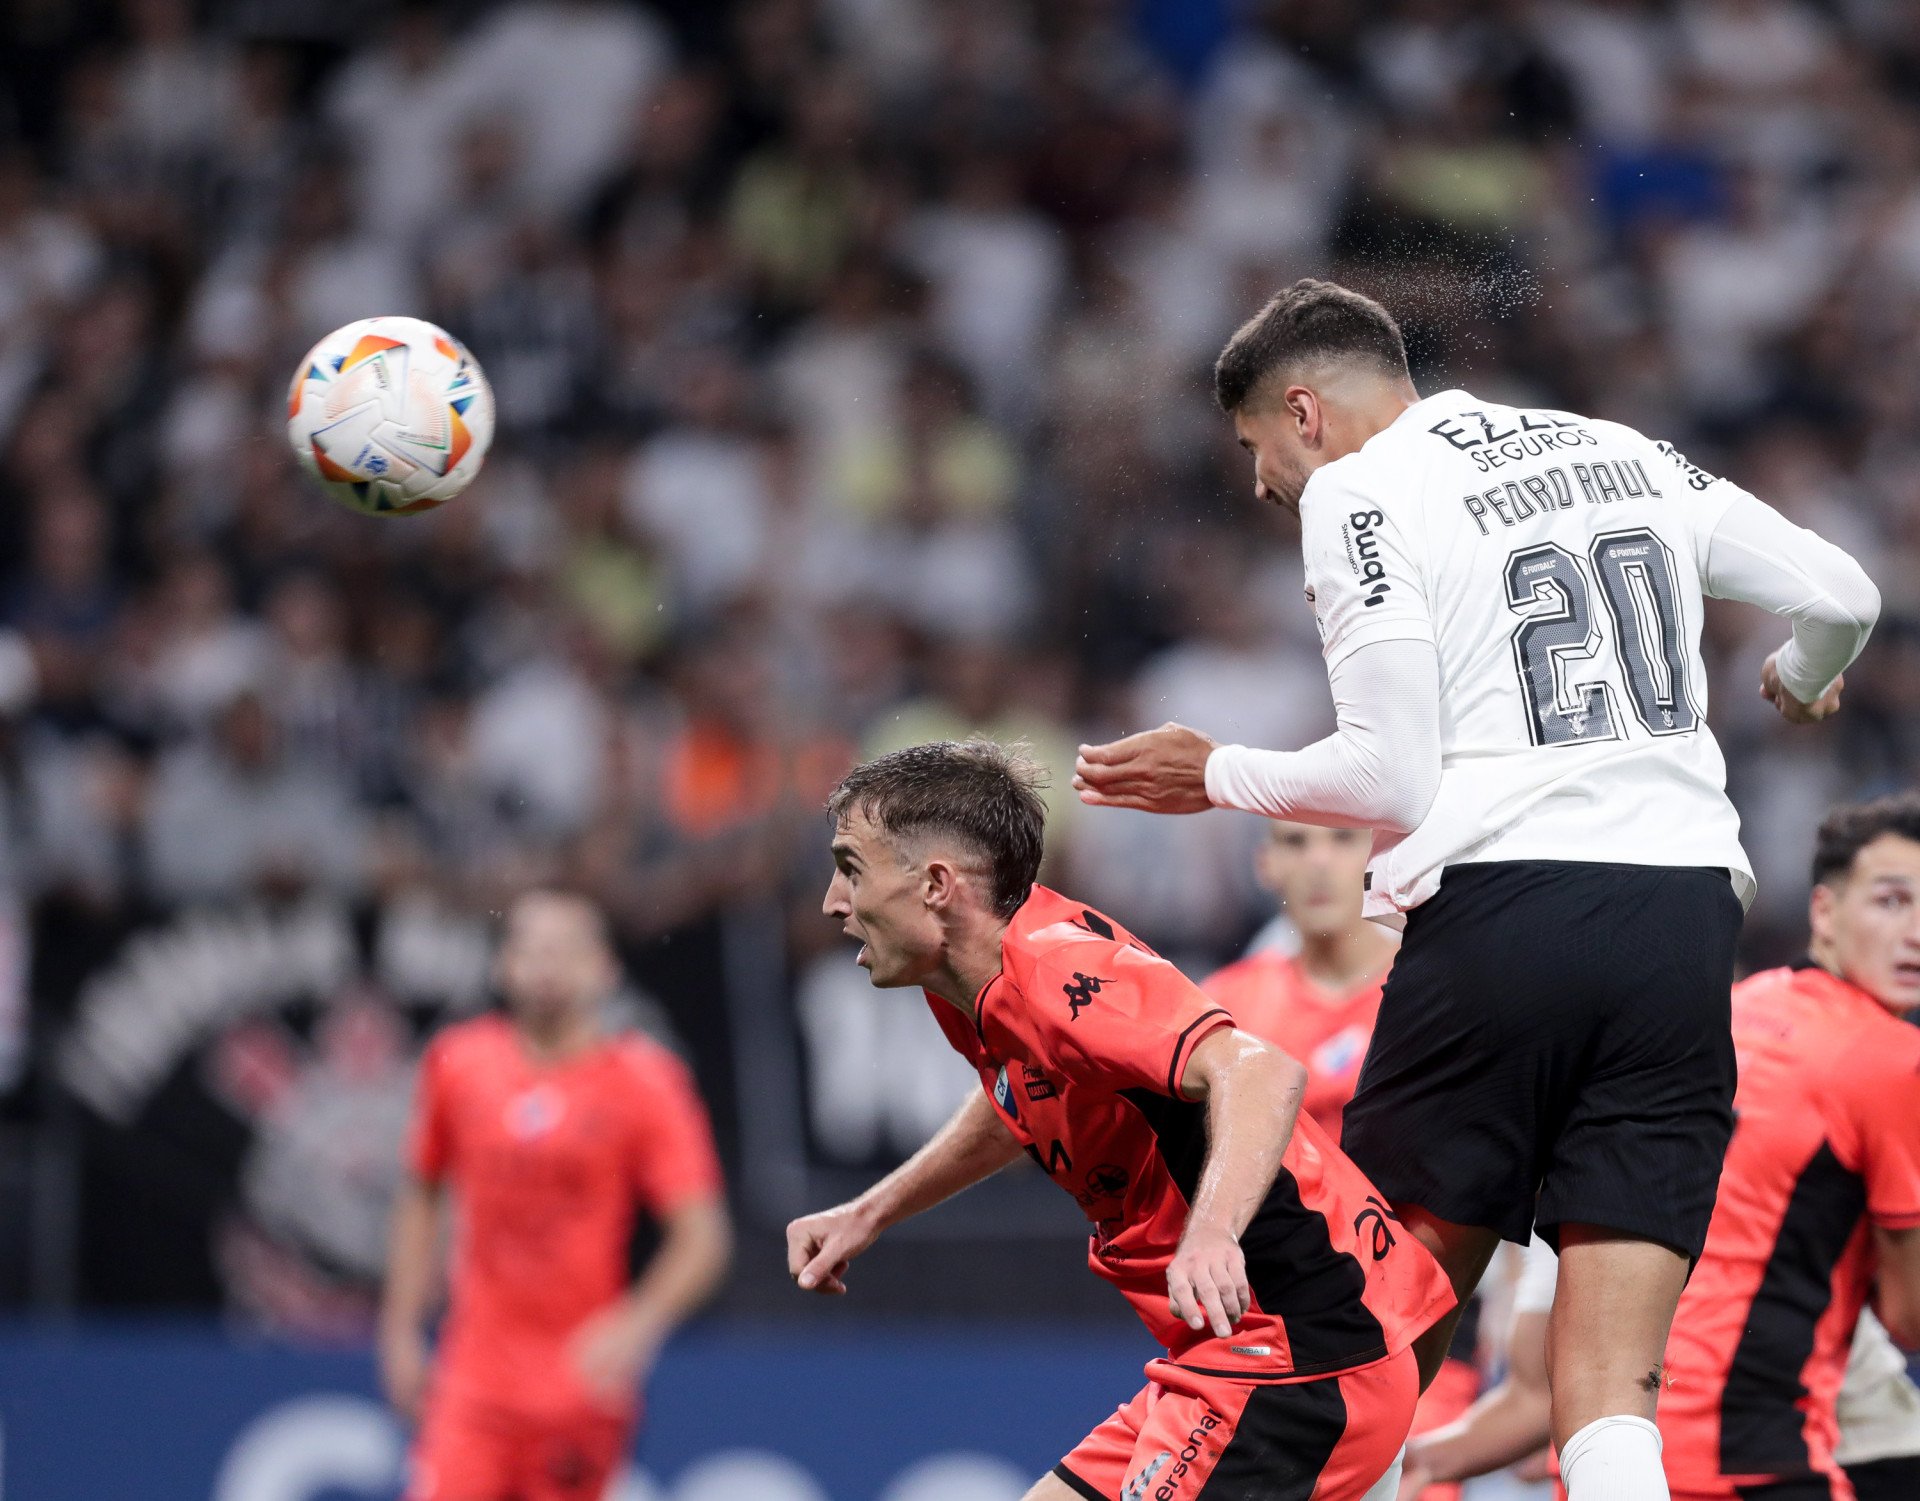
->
xmin=786 ymin=1088 xmax=1023 ymax=1295
xmin=1072 ymin=643 xmax=1440 ymax=830
xmin=1701 ymin=493 xmax=1879 ymax=723
xmin=1165 ymin=1027 xmax=1309 ymax=1338
xmin=1204 ymin=638 xmax=1440 ymax=833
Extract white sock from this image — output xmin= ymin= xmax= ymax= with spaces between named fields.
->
xmin=1559 ymin=1414 xmax=1668 ymax=1501
xmin=1356 ymin=1444 xmax=1404 ymax=1501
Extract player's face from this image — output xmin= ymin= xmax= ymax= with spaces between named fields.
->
xmin=1811 ymin=835 xmax=1920 ymax=1014
xmin=495 ymin=894 xmax=619 ymax=1027
xmin=1256 ymin=823 xmax=1369 ymax=940
xmin=825 ymin=811 xmax=942 ymax=989
xmin=1233 ymin=404 xmax=1312 ymax=515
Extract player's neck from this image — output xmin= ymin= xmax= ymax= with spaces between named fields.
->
xmin=514 ymin=1009 xmax=601 ymax=1063
xmin=1317 ymin=376 xmax=1421 ymax=465
xmin=1806 ymin=940 xmax=1913 ymax=1016
xmin=1296 ymin=924 xmax=1395 ymax=995
xmin=924 ymin=919 xmax=1011 ymax=1025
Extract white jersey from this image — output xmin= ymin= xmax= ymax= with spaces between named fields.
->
xmin=1299 ymin=388 xmax=1754 ymax=916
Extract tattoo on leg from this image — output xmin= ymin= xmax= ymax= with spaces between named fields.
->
xmin=1638 ymin=1365 xmax=1664 ymax=1395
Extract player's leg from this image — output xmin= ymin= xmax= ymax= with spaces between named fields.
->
xmin=1535 ymin=867 xmax=1743 ymax=1501
xmin=1545 ymin=1226 xmax=1689 ymax=1495
xmin=1024 ymin=1476 xmax=1103 ymax=1501
xmin=404 ymin=1395 xmax=519 ymax=1501
xmin=1117 ymin=1350 xmax=1419 ymax=1500
xmin=1340 ymin=867 xmax=1563 ymax=1390
xmin=520 ymin=1412 xmax=630 ymax=1501
xmin=1046 ymin=1384 xmax=1151 ymax=1501
xmin=1392 ymin=1207 xmax=1502 ymax=1390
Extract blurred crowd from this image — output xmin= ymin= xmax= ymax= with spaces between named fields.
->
xmin=5 ymin=0 xmax=1920 ymax=1112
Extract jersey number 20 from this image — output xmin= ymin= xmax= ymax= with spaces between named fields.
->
xmin=1505 ymin=528 xmax=1699 ymax=746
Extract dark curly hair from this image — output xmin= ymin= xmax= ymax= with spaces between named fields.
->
xmin=1214 ymin=278 xmax=1410 ymax=412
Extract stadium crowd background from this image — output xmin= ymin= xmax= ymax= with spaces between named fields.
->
xmin=3 ymin=0 xmax=1920 ymax=1337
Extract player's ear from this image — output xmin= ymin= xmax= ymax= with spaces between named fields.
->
xmin=1285 ymin=385 xmax=1319 ymax=445
xmin=923 ymin=857 xmax=962 ymax=912
xmin=1809 ymin=880 xmax=1838 ymax=945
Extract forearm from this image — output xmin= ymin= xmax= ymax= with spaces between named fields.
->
xmin=380 ymin=1178 xmax=444 ymax=1341
xmin=620 ymin=1198 xmax=732 ymax=1337
xmin=1414 ymin=1308 xmax=1551 ymax=1482
xmin=1203 ymin=639 xmax=1440 ymax=835
xmin=855 ymin=1089 xmax=1024 ymax=1232
xmin=1186 ymin=1036 xmax=1307 ymax=1236
xmin=1416 ymin=1379 xmax=1552 ymax=1480
xmin=1704 ymin=494 xmax=1879 ymax=701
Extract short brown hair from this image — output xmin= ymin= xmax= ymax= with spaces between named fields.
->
xmin=826 ymin=740 xmax=1046 ymax=918
xmin=1214 ymin=278 xmax=1409 ymax=412
xmin=1811 ymin=793 xmax=1920 ymax=887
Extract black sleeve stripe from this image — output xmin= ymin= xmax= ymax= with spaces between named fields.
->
xmin=1052 ymin=1463 xmax=1113 ymax=1501
xmin=1167 ymin=1007 xmax=1233 ymax=1097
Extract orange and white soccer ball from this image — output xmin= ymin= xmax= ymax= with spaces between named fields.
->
xmin=286 ymin=315 xmax=495 ymax=516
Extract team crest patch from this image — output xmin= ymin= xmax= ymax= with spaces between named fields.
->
xmin=1122 ymin=1451 xmax=1171 ymax=1501
xmin=506 ymin=1084 xmax=564 ymax=1138
xmin=1312 ymin=1024 xmax=1368 ymax=1081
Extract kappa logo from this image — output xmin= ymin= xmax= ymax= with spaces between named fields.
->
xmin=1121 ymin=1451 xmax=1171 ymax=1501
xmin=1062 ymin=972 xmax=1108 ymax=1021
xmin=1084 ymin=1163 xmax=1129 ymax=1198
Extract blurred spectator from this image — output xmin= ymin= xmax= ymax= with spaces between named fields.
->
xmin=143 ymin=689 xmax=368 ymax=903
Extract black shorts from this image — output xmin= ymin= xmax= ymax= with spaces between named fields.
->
xmin=1844 ymin=1455 xmax=1920 ymax=1501
xmin=1340 ymin=859 xmax=1742 ymax=1256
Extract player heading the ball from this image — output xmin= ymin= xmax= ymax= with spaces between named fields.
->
xmin=1073 ymin=279 xmax=1881 ymax=1501
xmin=788 ymin=740 xmax=1455 ymax=1501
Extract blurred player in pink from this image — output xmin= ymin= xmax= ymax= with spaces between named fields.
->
xmin=380 ymin=890 xmax=731 ymax=1501
xmin=1203 ymin=822 xmax=1395 ymax=1141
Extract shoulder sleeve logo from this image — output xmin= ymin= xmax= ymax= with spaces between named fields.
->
xmin=1062 ymin=972 xmax=1108 ymax=1021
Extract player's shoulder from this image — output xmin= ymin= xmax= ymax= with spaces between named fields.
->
xmin=601 ymin=1028 xmax=696 ymax=1090
xmin=423 ymin=1011 xmax=514 ymax=1068
xmin=1303 ymin=387 xmax=1528 ymax=513
xmin=1200 ymin=950 xmax=1293 ymax=1004
xmin=1002 ymin=887 xmax=1173 ymax=999
xmin=1743 ymin=964 xmax=1920 ymax=1083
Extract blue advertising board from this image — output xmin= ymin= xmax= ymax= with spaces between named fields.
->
xmin=0 ymin=1321 xmax=1155 ymax=1501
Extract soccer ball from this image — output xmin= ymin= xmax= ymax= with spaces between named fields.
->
xmin=286 ymin=315 xmax=495 ymax=516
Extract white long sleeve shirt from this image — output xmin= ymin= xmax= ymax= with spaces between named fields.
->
xmin=1203 ymin=390 xmax=1878 ymax=917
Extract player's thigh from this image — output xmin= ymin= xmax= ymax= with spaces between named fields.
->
xmin=1052 ymin=1383 xmax=1152 ymax=1501
xmin=1535 ymin=866 xmax=1740 ymax=1258
xmin=406 ymin=1398 xmax=518 ymax=1501
xmin=1132 ymin=1349 xmax=1420 ymax=1501
xmin=1341 ymin=864 xmax=1591 ymax=1248
xmin=1024 ymin=1475 xmax=1100 ymax=1501
xmin=517 ymin=1412 xmax=631 ymax=1501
